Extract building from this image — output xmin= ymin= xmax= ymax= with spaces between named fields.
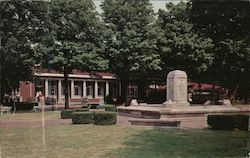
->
xmin=18 ymin=69 xmax=121 ymax=104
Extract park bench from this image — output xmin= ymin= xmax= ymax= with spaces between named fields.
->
xmin=0 ymin=105 xmax=11 ymax=115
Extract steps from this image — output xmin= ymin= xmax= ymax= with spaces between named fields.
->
xmin=128 ymin=118 xmax=180 ymax=127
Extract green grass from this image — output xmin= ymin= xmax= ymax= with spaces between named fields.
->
xmin=0 ymin=125 xmax=141 ymax=158
xmin=0 ymin=111 xmax=60 ymax=121
xmin=107 ymin=129 xmax=250 ymax=158
xmin=1 ymin=112 xmax=250 ymax=158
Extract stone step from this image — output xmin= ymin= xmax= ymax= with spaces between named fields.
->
xmin=118 ymin=109 xmax=160 ymax=119
xmin=128 ymin=118 xmax=181 ymax=127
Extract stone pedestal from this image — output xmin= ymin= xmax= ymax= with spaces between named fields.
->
xmin=163 ymin=70 xmax=190 ymax=107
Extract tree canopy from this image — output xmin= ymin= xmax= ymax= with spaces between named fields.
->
xmin=157 ymin=2 xmax=214 ymax=81
xmin=102 ymin=0 xmax=162 ymax=101
xmin=188 ymin=0 xmax=250 ymax=101
xmin=35 ymin=0 xmax=108 ymax=108
xmin=0 ymin=0 xmax=49 ymax=101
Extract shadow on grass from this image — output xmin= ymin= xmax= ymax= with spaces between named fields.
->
xmin=106 ymin=128 xmax=250 ymax=158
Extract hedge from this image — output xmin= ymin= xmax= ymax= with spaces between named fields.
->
xmin=88 ymin=104 xmax=98 ymax=109
xmin=71 ymin=112 xmax=94 ymax=124
xmin=20 ymin=102 xmax=38 ymax=111
xmin=207 ymin=114 xmax=250 ymax=131
xmin=61 ymin=110 xmax=75 ymax=119
xmin=75 ymin=108 xmax=89 ymax=112
xmin=93 ymin=112 xmax=117 ymax=125
xmin=102 ymin=105 xmax=116 ymax=112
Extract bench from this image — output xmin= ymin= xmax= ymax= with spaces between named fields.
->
xmin=0 ymin=105 xmax=12 ymax=115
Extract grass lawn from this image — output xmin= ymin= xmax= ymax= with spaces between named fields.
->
xmin=1 ymin=112 xmax=249 ymax=158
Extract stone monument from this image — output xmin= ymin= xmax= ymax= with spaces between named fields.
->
xmin=163 ymin=70 xmax=190 ymax=107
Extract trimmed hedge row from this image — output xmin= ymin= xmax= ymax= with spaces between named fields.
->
xmin=94 ymin=112 xmax=117 ymax=125
xmin=72 ymin=112 xmax=94 ymax=124
xmin=61 ymin=110 xmax=76 ymax=119
xmin=61 ymin=108 xmax=90 ymax=119
xmin=75 ymin=108 xmax=89 ymax=112
xmin=3 ymin=102 xmax=38 ymax=111
xmin=208 ymin=114 xmax=250 ymax=131
xmin=69 ymin=111 xmax=117 ymax=125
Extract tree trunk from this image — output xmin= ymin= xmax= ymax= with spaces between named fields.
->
xmin=211 ymin=84 xmax=215 ymax=104
xmin=121 ymin=79 xmax=129 ymax=106
xmin=64 ymin=70 xmax=70 ymax=109
xmin=137 ymin=79 xmax=147 ymax=101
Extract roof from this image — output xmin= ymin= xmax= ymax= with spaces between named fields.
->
xmin=34 ymin=69 xmax=117 ymax=80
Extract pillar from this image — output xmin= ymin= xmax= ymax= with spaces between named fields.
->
xmin=71 ymin=80 xmax=74 ymax=98
xmin=45 ymin=79 xmax=49 ymax=97
xmin=94 ymin=81 xmax=98 ymax=98
xmin=58 ymin=79 xmax=62 ymax=103
xmin=82 ymin=80 xmax=86 ymax=97
xmin=106 ymin=82 xmax=109 ymax=96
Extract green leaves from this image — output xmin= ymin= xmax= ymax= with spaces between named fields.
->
xmin=0 ymin=0 xmax=49 ymax=90
xmin=102 ymin=0 xmax=161 ymax=81
xmin=157 ymin=2 xmax=214 ymax=79
xmin=37 ymin=0 xmax=108 ymax=73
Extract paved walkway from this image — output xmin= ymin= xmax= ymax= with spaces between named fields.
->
xmin=1 ymin=104 xmax=249 ymax=129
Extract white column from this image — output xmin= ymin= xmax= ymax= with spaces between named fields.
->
xmin=106 ymin=82 xmax=109 ymax=96
xmin=94 ymin=81 xmax=98 ymax=98
xmin=82 ymin=80 xmax=86 ymax=97
xmin=45 ymin=79 xmax=49 ymax=97
xmin=58 ymin=80 xmax=62 ymax=103
xmin=71 ymin=80 xmax=74 ymax=98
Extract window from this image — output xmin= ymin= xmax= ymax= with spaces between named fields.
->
xmin=61 ymin=82 xmax=65 ymax=95
xmin=48 ymin=80 xmax=57 ymax=96
xmin=98 ymin=82 xmax=104 ymax=96
xmin=87 ymin=86 xmax=93 ymax=96
xmin=74 ymin=81 xmax=82 ymax=96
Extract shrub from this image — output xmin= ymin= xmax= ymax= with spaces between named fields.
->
xmin=93 ymin=112 xmax=117 ymax=125
xmin=88 ymin=104 xmax=98 ymax=109
xmin=14 ymin=102 xmax=38 ymax=111
xmin=101 ymin=105 xmax=116 ymax=112
xmin=234 ymin=115 xmax=249 ymax=131
xmin=208 ymin=114 xmax=250 ymax=131
xmin=71 ymin=112 xmax=94 ymax=124
xmin=75 ymin=108 xmax=89 ymax=112
xmin=61 ymin=110 xmax=75 ymax=119
xmin=104 ymin=95 xmax=114 ymax=104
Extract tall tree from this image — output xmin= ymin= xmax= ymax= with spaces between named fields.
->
xmin=101 ymin=0 xmax=162 ymax=102
xmin=36 ymin=0 xmax=108 ymax=109
xmin=0 ymin=0 xmax=49 ymax=102
xmin=188 ymin=0 xmax=250 ymax=102
xmin=156 ymin=2 xmax=214 ymax=82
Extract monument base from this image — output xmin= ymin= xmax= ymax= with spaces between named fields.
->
xmin=162 ymin=100 xmax=190 ymax=107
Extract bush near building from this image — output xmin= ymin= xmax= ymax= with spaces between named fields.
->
xmin=61 ymin=110 xmax=76 ymax=119
xmin=93 ymin=112 xmax=117 ymax=125
xmin=208 ymin=114 xmax=250 ymax=131
xmin=71 ymin=112 xmax=94 ymax=124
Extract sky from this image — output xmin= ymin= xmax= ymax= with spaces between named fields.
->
xmin=93 ymin=0 xmax=183 ymax=13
